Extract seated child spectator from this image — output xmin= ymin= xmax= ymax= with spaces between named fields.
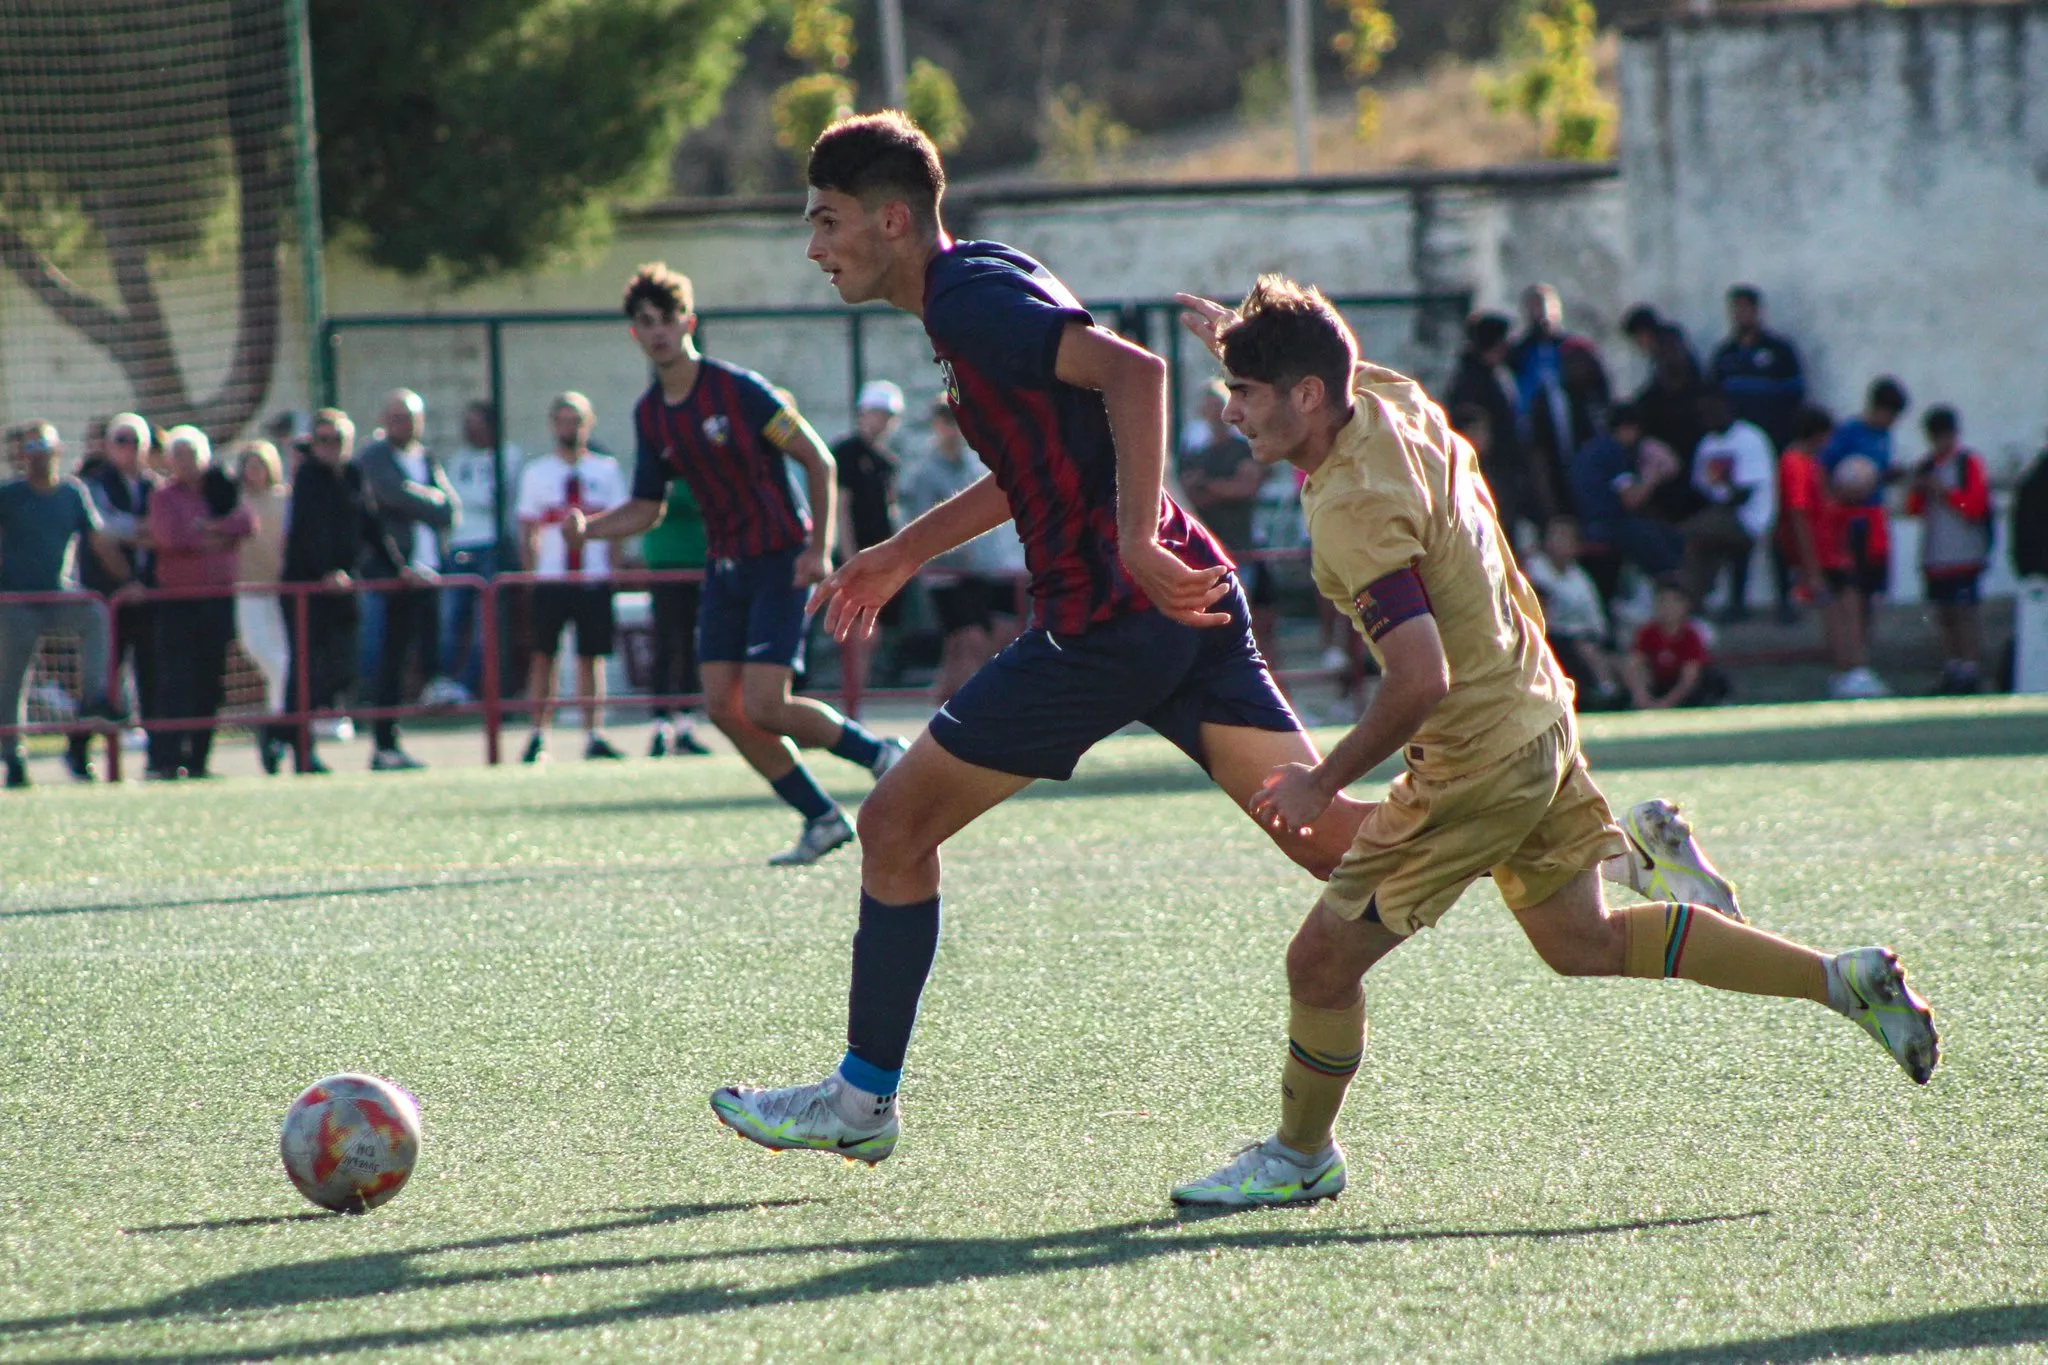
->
xmin=1905 ymin=406 xmax=1992 ymax=694
xmin=1627 ymin=579 xmax=1730 ymax=710
xmin=1522 ymin=516 xmax=1623 ymax=708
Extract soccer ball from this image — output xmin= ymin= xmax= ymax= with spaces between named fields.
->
xmin=1831 ymin=454 xmax=1881 ymax=502
xmin=279 ymin=1073 xmax=422 ymax=1213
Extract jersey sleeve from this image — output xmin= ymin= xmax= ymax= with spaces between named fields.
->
xmin=731 ymin=368 xmax=803 ymax=449
xmin=925 ymin=270 xmax=1093 ymax=388
xmin=514 ymin=461 xmax=549 ymax=523
xmin=629 ymin=405 xmax=673 ymax=503
xmin=1313 ymin=485 xmax=1429 ymax=612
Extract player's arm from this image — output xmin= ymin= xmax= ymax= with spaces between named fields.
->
xmin=765 ymin=410 xmax=836 ymax=586
xmin=812 ymin=474 xmax=1011 ymax=644
xmin=1052 ymin=322 xmax=1229 ymax=626
xmin=571 ymin=497 xmax=663 ymax=548
xmin=1251 ymin=604 xmax=1449 ymax=836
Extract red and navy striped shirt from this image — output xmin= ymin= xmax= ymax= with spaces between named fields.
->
xmin=630 ymin=358 xmax=809 ymax=560
xmin=923 ymin=241 xmax=1226 ymax=635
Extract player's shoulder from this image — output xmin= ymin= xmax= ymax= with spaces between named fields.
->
xmin=925 ymin=240 xmax=1080 ymax=323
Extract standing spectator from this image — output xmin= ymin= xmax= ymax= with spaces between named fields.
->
xmin=147 ymin=426 xmax=253 ymax=780
xmin=1709 ymin=286 xmax=1806 ymax=450
xmin=2016 ymin=427 xmax=2048 ymax=580
xmin=1679 ymin=390 xmax=1776 ymax=619
xmin=1776 ymin=405 xmax=1838 ymax=619
xmin=899 ymin=402 xmax=1010 ymax=703
xmin=1178 ymin=379 xmax=1229 ymax=462
xmin=1622 ymin=305 xmax=1706 ymax=467
xmin=267 ymin=409 xmax=373 ymax=775
xmin=356 ymin=388 xmax=458 ymax=772
xmin=1819 ymin=377 xmax=1908 ymax=699
xmin=80 ymin=413 xmax=158 ymax=747
xmin=1627 ymin=580 xmax=1730 ymax=710
xmin=832 ymin=379 xmax=905 ymax=698
xmin=1522 ymin=516 xmax=1623 ymax=708
xmin=233 ymin=441 xmax=293 ymax=772
xmin=1508 ymin=283 xmax=1610 ymax=520
xmin=0 ymin=423 xmax=131 ymax=788
xmin=439 ymin=400 xmax=521 ymax=702
xmin=516 ymin=392 xmax=629 ymax=763
xmin=1905 ymin=406 xmax=1992 ymax=694
xmin=1178 ymin=378 xmax=1276 ymax=653
xmin=639 ymin=464 xmax=713 ymax=758
xmin=1447 ymin=311 xmax=1531 ymax=541
xmin=1568 ymin=403 xmax=1686 ymax=599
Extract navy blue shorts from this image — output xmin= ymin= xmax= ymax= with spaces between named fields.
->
xmin=1924 ymin=571 xmax=1982 ymax=606
xmin=929 ymin=575 xmax=1301 ymax=780
xmin=698 ymin=549 xmax=808 ymax=670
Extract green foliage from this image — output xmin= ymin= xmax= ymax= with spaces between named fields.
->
xmin=771 ymin=70 xmax=857 ymax=153
xmin=1487 ymin=0 xmax=1614 ymax=160
xmin=311 ymin=0 xmax=764 ymax=283
xmin=1040 ymin=85 xmax=1133 ymax=181
xmin=1237 ymin=56 xmax=1289 ymax=128
xmin=904 ymin=58 xmax=971 ymax=153
xmin=783 ymin=0 xmax=853 ymax=70
xmin=1331 ymin=1 xmax=1399 ymax=142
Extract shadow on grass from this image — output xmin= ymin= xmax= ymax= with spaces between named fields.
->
xmin=122 ymin=1213 xmax=333 ymax=1235
xmin=0 ymin=859 xmax=765 ymax=921
xmin=2 ymin=1205 xmax=1761 ymax=1360
xmin=1608 ymin=1302 xmax=2048 ymax=1363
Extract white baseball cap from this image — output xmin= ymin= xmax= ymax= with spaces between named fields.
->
xmin=856 ymin=379 xmax=905 ymax=415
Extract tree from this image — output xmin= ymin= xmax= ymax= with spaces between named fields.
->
xmin=768 ymin=0 xmax=969 ymax=173
xmin=1488 ymin=0 xmax=1614 ymax=161
xmin=0 ymin=0 xmax=765 ymax=442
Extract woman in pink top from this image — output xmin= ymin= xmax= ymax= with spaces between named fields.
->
xmin=145 ymin=426 xmax=253 ymax=779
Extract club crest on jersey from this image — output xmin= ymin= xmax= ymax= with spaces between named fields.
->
xmin=701 ymin=415 xmax=731 ymax=446
xmin=938 ymin=359 xmax=961 ymax=406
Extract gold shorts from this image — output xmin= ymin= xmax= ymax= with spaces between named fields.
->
xmin=1322 ymin=713 xmax=1627 ymax=936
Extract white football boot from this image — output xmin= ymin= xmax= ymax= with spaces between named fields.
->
xmin=1169 ymin=1137 xmax=1347 ymax=1207
xmin=1827 ymin=946 xmax=1939 ymax=1085
xmin=710 ymin=1074 xmax=898 ymax=1164
xmin=870 ymin=735 xmax=911 ymax=779
xmin=1610 ymin=799 xmax=1746 ymax=922
xmin=768 ymin=809 xmax=854 ymax=866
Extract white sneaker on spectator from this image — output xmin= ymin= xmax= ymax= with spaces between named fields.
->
xmin=420 ymin=676 xmax=472 ymax=707
xmin=316 ymin=716 xmax=354 ymax=742
xmin=370 ymin=747 xmax=426 ymax=772
xmin=1837 ymin=667 xmax=1891 ymax=700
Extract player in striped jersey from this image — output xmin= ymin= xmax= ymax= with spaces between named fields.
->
xmin=568 ymin=265 xmax=906 ymax=865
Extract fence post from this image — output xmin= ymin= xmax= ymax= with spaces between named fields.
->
xmin=103 ymin=596 xmax=123 ymax=784
xmin=481 ymin=576 xmax=503 ymax=765
xmin=293 ymin=588 xmax=313 ymax=769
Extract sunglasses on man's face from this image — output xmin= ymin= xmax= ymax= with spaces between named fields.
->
xmin=111 ymin=433 xmax=140 ymax=446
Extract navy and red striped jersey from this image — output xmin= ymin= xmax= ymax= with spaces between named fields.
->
xmin=630 ymin=357 xmax=810 ymax=560
xmin=923 ymin=240 xmax=1225 ymax=635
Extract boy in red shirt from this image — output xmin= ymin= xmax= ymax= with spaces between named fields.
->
xmin=1905 ymin=405 xmax=1992 ymax=693
xmin=1628 ymin=579 xmax=1729 ymax=709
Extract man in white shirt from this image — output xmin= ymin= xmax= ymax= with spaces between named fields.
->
xmin=1679 ymin=390 xmax=1777 ymax=615
xmin=439 ymin=400 xmax=524 ymax=701
xmin=517 ymin=392 xmax=630 ymax=763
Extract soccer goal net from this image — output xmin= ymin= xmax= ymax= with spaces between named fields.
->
xmin=0 ymin=0 xmax=319 ymax=455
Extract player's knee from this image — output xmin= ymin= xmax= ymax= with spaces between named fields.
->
xmin=704 ymin=687 xmax=747 ymax=732
xmin=739 ymin=690 xmax=785 ymax=734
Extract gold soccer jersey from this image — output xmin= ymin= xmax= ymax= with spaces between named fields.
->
xmin=1300 ymin=364 xmax=1571 ymax=780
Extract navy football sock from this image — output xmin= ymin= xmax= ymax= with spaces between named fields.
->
xmin=840 ymin=891 xmax=942 ymax=1096
xmin=829 ymin=720 xmax=883 ymax=768
xmin=768 ymin=764 xmax=836 ymax=821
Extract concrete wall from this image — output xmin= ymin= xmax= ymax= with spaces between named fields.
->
xmin=1621 ymin=1 xmax=2048 ymax=478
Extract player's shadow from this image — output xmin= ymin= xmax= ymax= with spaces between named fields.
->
xmin=1605 ymin=1301 xmax=2048 ymax=1363
xmin=0 ymin=1205 xmax=1762 ymax=1362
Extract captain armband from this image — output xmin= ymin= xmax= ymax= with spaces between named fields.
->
xmin=1352 ymin=567 xmax=1432 ymax=641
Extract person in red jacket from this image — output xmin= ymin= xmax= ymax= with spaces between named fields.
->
xmin=1627 ymin=579 xmax=1729 ymax=709
xmin=1905 ymin=406 xmax=1992 ymax=693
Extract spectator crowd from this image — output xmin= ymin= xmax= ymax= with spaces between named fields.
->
xmin=6 ymin=277 xmax=2048 ymax=791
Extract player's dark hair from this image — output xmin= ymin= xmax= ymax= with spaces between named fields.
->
xmin=622 ymin=262 xmax=693 ymax=320
xmin=1609 ymin=401 xmax=1643 ymax=430
xmin=1923 ymin=405 xmax=1959 ymax=438
xmin=808 ymin=112 xmax=945 ymax=229
xmin=1727 ymin=284 xmax=1761 ymax=306
xmin=1621 ymin=304 xmax=1662 ymax=336
xmin=1463 ymin=311 xmax=1512 ymax=352
xmin=1652 ymin=573 xmax=1694 ymax=603
xmin=1220 ymin=275 xmax=1358 ymax=404
xmin=1868 ymin=376 xmax=1909 ymax=414
xmin=1791 ymin=403 xmax=1835 ymax=444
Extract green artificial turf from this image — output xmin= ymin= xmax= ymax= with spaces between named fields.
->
xmin=2 ymin=697 xmax=2046 ymax=1363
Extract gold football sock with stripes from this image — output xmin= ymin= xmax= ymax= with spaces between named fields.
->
xmin=1277 ymin=995 xmax=1367 ymax=1157
xmin=1621 ymin=902 xmax=1829 ymax=1003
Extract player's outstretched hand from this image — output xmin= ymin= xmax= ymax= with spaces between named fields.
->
xmin=811 ymin=540 xmax=917 ymax=643
xmin=1249 ymin=762 xmax=1333 ymax=839
xmin=1176 ymin=293 xmax=1239 ymax=362
xmin=1122 ymin=537 xmax=1231 ymax=627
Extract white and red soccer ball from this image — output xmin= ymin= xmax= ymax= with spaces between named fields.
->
xmin=279 ymin=1073 xmax=421 ymax=1213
